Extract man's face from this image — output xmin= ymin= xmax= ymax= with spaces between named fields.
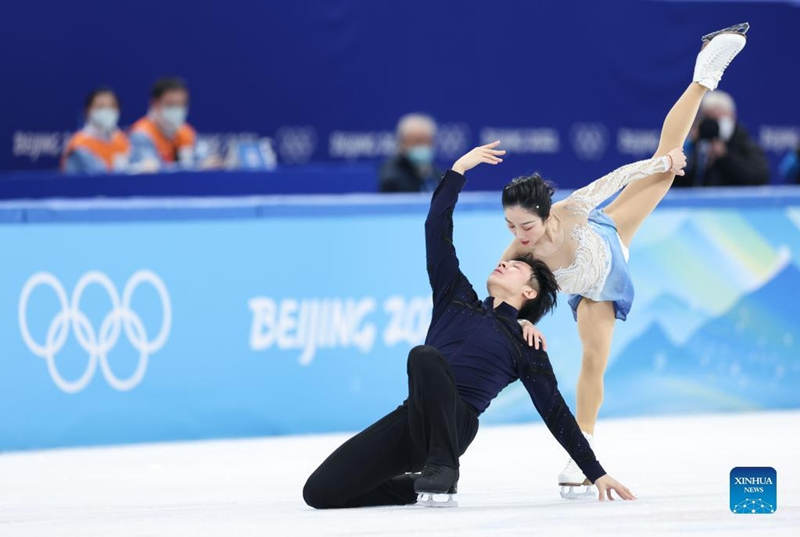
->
xmin=152 ymin=88 xmax=189 ymax=131
xmin=487 ymin=259 xmax=537 ymax=300
xmin=699 ymin=104 xmax=736 ymax=141
xmin=400 ymin=129 xmax=434 ymax=152
xmin=89 ymin=92 xmax=118 ymax=114
xmin=154 ymin=89 xmax=189 ymax=112
xmin=701 ymin=104 xmax=734 ymax=122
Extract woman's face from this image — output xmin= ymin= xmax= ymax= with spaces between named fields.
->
xmin=89 ymin=92 xmax=118 ymax=114
xmin=504 ymin=205 xmax=546 ymax=247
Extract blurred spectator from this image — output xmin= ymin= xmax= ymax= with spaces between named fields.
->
xmin=379 ymin=113 xmax=440 ymax=192
xmin=61 ymin=87 xmax=130 ymax=174
xmin=778 ymin=146 xmax=800 ymax=184
xmin=129 ymin=77 xmax=197 ymax=170
xmin=677 ymin=90 xmax=769 ymax=187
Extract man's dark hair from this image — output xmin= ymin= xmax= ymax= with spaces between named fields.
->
xmin=513 ymin=254 xmax=559 ymax=324
xmin=502 ymin=173 xmax=556 ymax=220
xmin=151 ymin=77 xmax=188 ymax=100
xmin=84 ymin=86 xmax=118 ymax=112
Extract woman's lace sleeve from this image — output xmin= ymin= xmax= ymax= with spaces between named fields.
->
xmin=565 ymin=155 xmax=671 ymax=215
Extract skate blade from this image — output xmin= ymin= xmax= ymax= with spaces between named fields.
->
xmin=559 ymin=484 xmax=596 ymax=500
xmin=416 ymin=492 xmax=458 ymax=508
xmin=701 ymin=22 xmax=750 ymax=43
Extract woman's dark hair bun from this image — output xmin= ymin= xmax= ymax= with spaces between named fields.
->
xmin=502 ymin=173 xmax=556 ymax=219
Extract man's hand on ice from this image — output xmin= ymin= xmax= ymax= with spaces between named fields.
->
xmin=594 ymin=474 xmax=636 ymax=501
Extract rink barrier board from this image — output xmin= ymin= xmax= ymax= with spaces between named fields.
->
xmin=1 ymin=186 xmax=799 ymax=451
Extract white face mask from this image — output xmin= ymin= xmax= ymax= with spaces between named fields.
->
xmin=159 ymin=106 xmax=188 ymax=130
xmin=718 ymin=116 xmax=735 ymax=141
xmin=88 ymin=107 xmax=119 ymax=131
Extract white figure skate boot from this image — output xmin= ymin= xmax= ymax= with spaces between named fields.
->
xmin=693 ymin=23 xmax=748 ymax=91
xmin=558 ymin=431 xmax=596 ymax=500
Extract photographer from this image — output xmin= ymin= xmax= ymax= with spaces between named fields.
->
xmin=676 ymin=90 xmax=769 ymax=187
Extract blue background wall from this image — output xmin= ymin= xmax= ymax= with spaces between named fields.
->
xmin=1 ymin=186 xmax=799 ymax=451
xmin=2 ymin=1 xmax=799 ymax=186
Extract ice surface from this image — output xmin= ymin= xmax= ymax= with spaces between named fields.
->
xmin=1 ymin=410 xmax=798 ymax=536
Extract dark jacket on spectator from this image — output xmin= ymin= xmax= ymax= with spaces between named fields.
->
xmin=379 ymin=154 xmax=440 ymax=192
xmin=676 ymin=123 xmax=769 ymax=187
xmin=778 ymin=148 xmax=800 ymax=184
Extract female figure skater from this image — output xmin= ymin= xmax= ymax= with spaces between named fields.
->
xmin=498 ymin=24 xmax=749 ymax=496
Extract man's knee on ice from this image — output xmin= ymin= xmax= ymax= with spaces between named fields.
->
xmin=303 ymin=474 xmax=342 ymax=509
xmin=406 ymin=345 xmax=442 ymax=373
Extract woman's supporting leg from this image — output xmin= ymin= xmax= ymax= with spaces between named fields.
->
xmin=406 ymin=345 xmax=478 ymax=469
xmin=302 ymin=404 xmax=417 ymax=509
xmin=575 ymin=299 xmax=617 ymax=434
xmin=605 ymin=82 xmax=707 ymax=246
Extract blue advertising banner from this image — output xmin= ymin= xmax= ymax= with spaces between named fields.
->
xmin=1 ymin=187 xmax=799 ymax=450
xmin=1 ymin=1 xmax=799 ymax=185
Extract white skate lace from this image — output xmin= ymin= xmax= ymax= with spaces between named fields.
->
xmin=700 ymin=34 xmax=743 ymax=79
xmin=704 ymin=49 xmax=732 ymax=78
xmin=564 ymin=458 xmax=578 ymax=473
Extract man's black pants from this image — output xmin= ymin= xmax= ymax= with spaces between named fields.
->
xmin=303 ymin=345 xmax=479 ymax=509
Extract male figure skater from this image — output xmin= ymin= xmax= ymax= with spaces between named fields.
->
xmin=303 ymin=142 xmax=634 ymax=508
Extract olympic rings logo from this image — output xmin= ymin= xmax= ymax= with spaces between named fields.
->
xmin=18 ymin=270 xmax=171 ymax=393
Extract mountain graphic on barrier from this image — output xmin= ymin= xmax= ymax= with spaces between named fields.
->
xmin=614 ymin=292 xmax=711 ymax=354
xmin=630 ymin=216 xmax=787 ymax=318
xmin=603 ymin=263 xmax=800 ymax=416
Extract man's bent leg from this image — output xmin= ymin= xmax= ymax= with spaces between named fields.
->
xmin=406 ymin=345 xmax=478 ymax=469
xmin=303 ymin=405 xmax=417 ymax=509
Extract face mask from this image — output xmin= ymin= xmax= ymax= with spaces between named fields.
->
xmin=89 ymin=107 xmax=119 ymax=131
xmin=718 ymin=116 xmax=735 ymax=141
xmin=160 ymin=106 xmax=188 ymax=130
xmin=406 ymin=145 xmax=434 ymax=166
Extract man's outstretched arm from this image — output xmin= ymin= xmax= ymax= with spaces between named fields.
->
xmin=424 ymin=142 xmax=506 ymax=307
xmin=424 ymin=169 xmax=467 ymax=305
xmin=518 ymin=349 xmax=636 ymax=500
xmin=518 ymin=352 xmax=605 ymax=482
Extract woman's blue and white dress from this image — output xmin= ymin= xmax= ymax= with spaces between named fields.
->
xmin=552 ymin=155 xmax=671 ymax=321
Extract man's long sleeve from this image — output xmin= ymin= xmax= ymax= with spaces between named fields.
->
xmin=519 ymin=351 xmax=606 ymax=483
xmin=424 ymin=170 xmax=477 ymax=310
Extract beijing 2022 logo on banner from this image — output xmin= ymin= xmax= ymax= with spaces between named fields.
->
xmin=18 ymin=270 xmax=171 ymax=393
xmin=730 ymin=467 xmax=777 ymax=514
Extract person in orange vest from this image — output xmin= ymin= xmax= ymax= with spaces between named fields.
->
xmin=129 ymin=77 xmax=197 ymax=170
xmin=61 ymin=87 xmax=130 ymax=174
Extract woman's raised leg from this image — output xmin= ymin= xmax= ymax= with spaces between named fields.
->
xmin=606 ymin=29 xmax=747 ymax=245
xmin=604 ymin=82 xmax=707 ymax=246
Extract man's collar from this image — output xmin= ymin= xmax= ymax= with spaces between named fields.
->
xmin=483 ymin=296 xmax=519 ymax=320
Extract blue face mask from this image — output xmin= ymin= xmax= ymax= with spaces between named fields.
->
xmin=406 ymin=145 xmax=434 ymax=166
xmin=159 ymin=106 xmax=188 ymax=131
xmin=88 ymin=107 xmax=119 ymax=131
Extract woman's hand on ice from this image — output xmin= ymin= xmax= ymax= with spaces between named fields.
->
xmin=666 ymin=147 xmax=687 ymax=176
xmin=594 ymin=474 xmax=636 ymax=501
xmin=451 ymin=141 xmax=505 ymax=175
xmin=518 ymin=319 xmax=547 ymax=350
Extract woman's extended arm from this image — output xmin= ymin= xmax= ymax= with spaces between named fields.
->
xmin=562 ymin=149 xmax=685 ymax=215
